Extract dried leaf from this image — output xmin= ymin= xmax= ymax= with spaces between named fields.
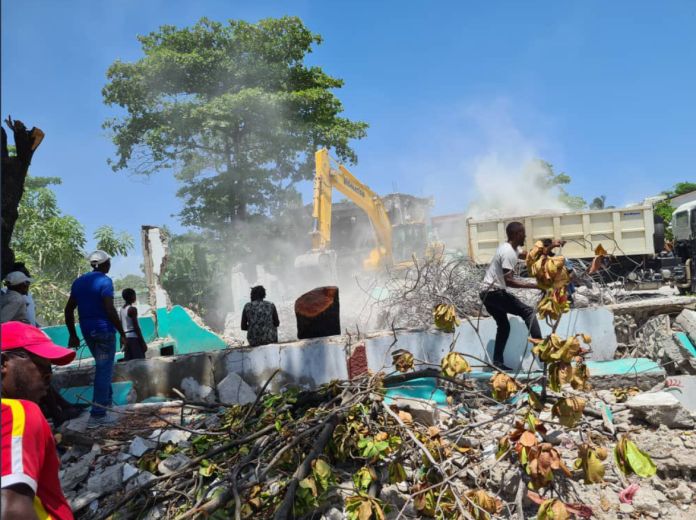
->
xmin=358 ymin=499 xmax=372 ymax=520
xmin=465 ymin=489 xmax=503 ymax=519
xmin=391 ymin=349 xmax=415 ymax=373
xmin=441 ymin=352 xmax=471 ymax=378
xmin=490 ymin=372 xmax=519 ymax=401
xmin=537 ymin=498 xmax=569 ymax=520
xmin=551 ymin=397 xmax=585 ymax=427
xmin=397 ymin=410 xmax=413 ymax=425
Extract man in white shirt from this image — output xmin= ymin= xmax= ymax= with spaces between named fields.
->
xmin=479 ymin=221 xmax=545 ymax=371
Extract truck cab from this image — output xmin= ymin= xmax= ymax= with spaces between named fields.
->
xmin=672 ymin=200 xmax=696 ymax=293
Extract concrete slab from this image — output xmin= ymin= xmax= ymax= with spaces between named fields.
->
xmin=364 ymin=307 xmax=618 ymax=374
xmin=665 ymin=375 xmax=696 ymax=413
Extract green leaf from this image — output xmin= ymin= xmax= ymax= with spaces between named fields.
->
xmin=388 ymin=462 xmax=407 ymax=484
xmin=624 ymin=440 xmax=657 ymax=478
xmin=313 ymin=459 xmax=334 ymax=493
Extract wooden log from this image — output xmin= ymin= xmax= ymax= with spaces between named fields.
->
xmin=295 ymin=286 xmax=340 ymax=339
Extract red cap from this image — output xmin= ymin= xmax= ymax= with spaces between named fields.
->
xmin=1 ymin=322 xmax=76 ymax=366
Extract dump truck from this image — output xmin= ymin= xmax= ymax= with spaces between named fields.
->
xmin=432 ymin=204 xmax=691 ymax=290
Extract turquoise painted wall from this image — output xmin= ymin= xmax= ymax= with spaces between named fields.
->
xmin=165 ymin=305 xmax=227 ymax=354
xmin=43 ymin=305 xmax=227 ymax=361
xmin=43 ymin=317 xmax=157 ymax=362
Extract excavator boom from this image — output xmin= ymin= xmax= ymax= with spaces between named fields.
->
xmin=295 ymin=149 xmax=429 ymax=283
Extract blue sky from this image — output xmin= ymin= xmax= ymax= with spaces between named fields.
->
xmin=3 ymin=0 xmax=695 ymax=277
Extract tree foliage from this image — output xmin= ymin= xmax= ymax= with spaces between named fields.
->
xmin=11 ymin=174 xmax=134 ymax=325
xmin=102 ymin=16 xmax=368 ymax=241
xmin=534 ymin=159 xmax=587 ymax=210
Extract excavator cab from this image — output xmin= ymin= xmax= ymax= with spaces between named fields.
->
xmin=391 ymin=222 xmax=429 ymax=265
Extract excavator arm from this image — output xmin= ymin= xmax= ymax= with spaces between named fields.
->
xmin=310 ymin=148 xmax=393 ymax=256
xmin=295 ymin=149 xmax=394 ymax=282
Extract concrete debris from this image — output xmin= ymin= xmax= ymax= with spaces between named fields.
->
xmin=60 ymin=462 xmax=91 ymax=492
xmin=157 ymin=453 xmax=191 ymax=476
xmin=123 ymin=463 xmax=139 ymax=483
xmin=69 ymin=491 xmax=101 ymax=514
xmin=130 ymin=436 xmax=157 ymax=457
xmin=86 ymin=463 xmax=124 ymax=495
xmin=217 ymin=372 xmax=256 ymax=405
xmin=632 ymin=487 xmax=667 ymax=517
xmin=149 ymin=428 xmax=191 ymax=445
xmin=181 ymin=376 xmax=217 ymax=404
xmin=126 ymin=471 xmax=157 ymax=493
xmin=675 ymin=309 xmax=696 ymax=345
xmin=627 ymin=391 xmax=696 ymax=429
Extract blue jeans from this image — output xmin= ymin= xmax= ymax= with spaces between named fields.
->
xmin=84 ymin=331 xmax=116 ymax=417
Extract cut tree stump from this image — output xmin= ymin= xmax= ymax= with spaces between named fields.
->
xmin=1 ymin=117 xmax=44 ymax=276
xmin=295 ymin=286 xmax=340 ymax=340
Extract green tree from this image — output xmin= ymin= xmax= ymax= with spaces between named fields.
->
xmin=533 ymin=159 xmax=587 ymax=210
xmin=590 ymin=195 xmax=607 ymax=210
xmin=94 ymin=225 xmax=135 ymax=257
xmin=102 ymin=16 xmax=368 ymax=245
xmin=11 ymin=175 xmax=135 ymax=325
xmin=654 ymin=181 xmax=696 ymax=240
xmin=113 ymin=273 xmax=147 ymax=293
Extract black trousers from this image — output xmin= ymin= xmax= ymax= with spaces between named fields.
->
xmin=480 ymin=290 xmax=542 ymax=363
xmin=124 ymin=337 xmax=146 ymax=361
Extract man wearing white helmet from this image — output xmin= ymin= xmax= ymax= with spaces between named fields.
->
xmin=64 ymin=250 xmax=126 ymax=427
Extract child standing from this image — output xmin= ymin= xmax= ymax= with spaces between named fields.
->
xmin=120 ymin=288 xmax=148 ymax=360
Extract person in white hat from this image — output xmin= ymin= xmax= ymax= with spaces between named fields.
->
xmin=63 ymin=250 xmax=126 ymax=427
xmin=1 ymin=271 xmax=34 ymax=324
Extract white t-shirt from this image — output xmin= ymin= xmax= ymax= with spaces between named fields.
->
xmin=481 ymin=243 xmax=519 ymax=290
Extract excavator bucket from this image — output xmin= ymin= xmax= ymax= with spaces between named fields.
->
xmin=294 ymin=250 xmax=339 ymax=286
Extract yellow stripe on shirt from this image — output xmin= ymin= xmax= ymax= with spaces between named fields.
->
xmin=33 ymin=495 xmax=53 ymax=520
xmin=1 ymin=398 xmax=26 ymax=437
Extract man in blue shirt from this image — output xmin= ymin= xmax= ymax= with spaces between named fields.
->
xmin=64 ymin=250 xmax=126 ymax=427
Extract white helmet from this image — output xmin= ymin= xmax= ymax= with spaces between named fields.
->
xmin=88 ymin=250 xmax=112 ymax=267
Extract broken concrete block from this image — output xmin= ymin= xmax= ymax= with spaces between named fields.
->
xmin=130 ymin=436 xmax=157 ymax=457
xmin=157 ymin=453 xmax=191 ymax=476
xmin=123 ymin=463 xmax=139 ymax=483
xmin=69 ymin=491 xmax=101 ymax=514
xmin=627 ymin=392 xmax=696 ymax=429
xmin=217 ymin=373 xmax=256 ymax=405
xmin=152 ymin=429 xmax=192 ymax=446
xmin=667 ymin=482 xmax=693 ymax=503
xmin=60 ymin=461 xmax=91 ymax=492
xmin=117 ymin=452 xmax=134 ymax=462
xmin=86 ymin=463 xmax=124 ymax=494
xmin=381 ymin=484 xmax=417 ymax=519
xmin=60 ymin=444 xmax=91 ymax=464
xmin=182 ymin=376 xmax=217 ymax=404
xmin=676 ymin=309 xmax=696 ymax=345
xmin=143 ymin=504 xmax=167 ymax=520
xmin=126 ymin=471 xmax=157 ymax=492
xmin=388 ymin=396 xmax=443 ymax=426
xmin=632 ymin=487 xmax=666 ymax=516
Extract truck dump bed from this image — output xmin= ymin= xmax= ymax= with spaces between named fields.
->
xmin=467 ymin=206 xmax=656 ymax=263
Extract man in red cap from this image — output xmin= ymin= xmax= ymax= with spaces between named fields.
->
xmin=1 ymin=321 xmax=77 ymax=520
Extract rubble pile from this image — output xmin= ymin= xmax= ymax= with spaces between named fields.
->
xmin=56 ymin=359 xmax=696 ymax=520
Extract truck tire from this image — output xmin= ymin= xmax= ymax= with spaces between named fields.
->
xmin=653 ymin=223 xmax=665 ymax=253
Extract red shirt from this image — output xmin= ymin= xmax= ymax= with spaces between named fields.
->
xmin=1 ymin=398 xmax=74 ymax=520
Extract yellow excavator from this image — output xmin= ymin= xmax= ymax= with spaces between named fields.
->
xmin=294 ymin=148 xmax=431 ymax=283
